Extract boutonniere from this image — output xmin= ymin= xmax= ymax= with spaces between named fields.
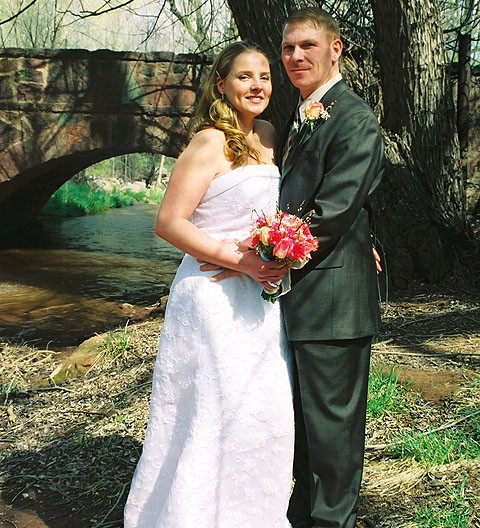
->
xmin=304 ymin=100 xmax=336 ymax=130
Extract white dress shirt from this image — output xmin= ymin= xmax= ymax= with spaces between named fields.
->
xmin=297 ymin=73 xmax=343 ymax=123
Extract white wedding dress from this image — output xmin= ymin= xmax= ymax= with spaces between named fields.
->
xmin=124 ymin=164 xmax=294 ymax=528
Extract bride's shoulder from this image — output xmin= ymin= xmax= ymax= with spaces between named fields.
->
xmin=254 ymin=119 xmax=277 ymax=147
xmin=190 ymin=127 xmax=225 ymax=148
xmin=179 ymin=127 xmax=228 ymax=174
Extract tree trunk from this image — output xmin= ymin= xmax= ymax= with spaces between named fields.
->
xmin=457 ymin=32 xmax=471 ymax=154
xmin=370 ymin=0 xmax=470 ymax=286
xmin=227 ymin=0 xmax=471 ymax=287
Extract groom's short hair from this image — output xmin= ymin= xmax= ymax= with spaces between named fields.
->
xmin=283 ymin=7 xmax=340 ymax=41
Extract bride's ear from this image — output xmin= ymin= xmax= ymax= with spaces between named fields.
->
xmin=215 ymin=71 xmax=224 ymax=97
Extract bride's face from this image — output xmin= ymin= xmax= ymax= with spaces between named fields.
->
xmin=218 ymin=51 xmax=272 ymax=119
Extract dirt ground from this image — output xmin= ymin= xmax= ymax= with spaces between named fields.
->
xmin=1 ymin=278 xmax=480 ymax=528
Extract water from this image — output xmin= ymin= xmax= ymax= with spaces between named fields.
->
xmin=0 ymin=204 xmax=182 ymax=348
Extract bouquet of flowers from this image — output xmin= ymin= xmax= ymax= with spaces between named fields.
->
xmin=250 ymin=209 xmax=319 ymax=303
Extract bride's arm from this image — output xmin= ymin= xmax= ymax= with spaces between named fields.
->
xmin=156 ymin=129 xmax=284 ymax=287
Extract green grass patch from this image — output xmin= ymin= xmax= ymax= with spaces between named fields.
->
xmin=413 ymin=480 xmax=474 ymax=527
xmin=1 ymin=377 xmax=26 ymax=399
xmin=99 ymin=323 xmax=133 ymax=365
xmin=42 ymin=181 xmax=164 ymax=217
xmin=367 ymin=367 xmax=407 ymax=419
xmin=393 ymin=415 xmax=480 ymax=464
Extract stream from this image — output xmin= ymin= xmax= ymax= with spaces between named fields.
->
xmin=0 ymin=204 xmax=182 ymax=349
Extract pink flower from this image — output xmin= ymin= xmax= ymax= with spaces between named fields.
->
xmin=305 ymin=100 xmax=324 ymax=121
xmin=269 ymin=229 xmax=283 ymax=245
xmin=304 ymin=100 xmax=336 ymax=130
xmin=251 ymin=234 xmax=260 ymax=247
xmin=273 ymin=238 xmax=294 ymax=259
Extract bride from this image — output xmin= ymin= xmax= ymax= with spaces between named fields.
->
xmin=123 ymin=41 xmax=294 ymax=527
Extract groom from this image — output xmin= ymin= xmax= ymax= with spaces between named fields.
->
xmin=279 ymin=7 xmax=384 ymax=528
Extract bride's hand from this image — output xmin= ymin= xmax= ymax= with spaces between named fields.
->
xmin=204 ymin=262 xmax=286 ymax=289
xmin=197 ymin=238 xmax=250 ymax=281
xmin=210 ymin=269 xmax=242 ymax=281
xmin=228 ymin=238 xmax=289 ymax=287
xmin=239 ymin=250 xmax=289 ymax=287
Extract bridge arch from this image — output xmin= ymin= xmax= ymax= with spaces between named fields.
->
xmin=0 ymin=48 xmax=211 ymax=229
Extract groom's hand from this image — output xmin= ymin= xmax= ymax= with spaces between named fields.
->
xmin=198 ymin=237 xmax=288 ymax=288
xmin=197 ymin=238 xmax=243 ymax=280
xmin=198 ymin=262 xmax=241 ymax=281
xmin=373 ymin=246 xmax=382 ymax=273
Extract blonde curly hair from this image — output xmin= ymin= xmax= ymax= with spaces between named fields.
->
xmin=188 ymin=41 xmax=270 ymax=167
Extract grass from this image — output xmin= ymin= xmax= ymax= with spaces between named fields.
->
xmin=367 ymin=367 xmax=480 ymax=465
xmin=2 ymin=335 xmax=479 ymax=527
xmin=42 ymin=180 xmax=164 ymax=217
xmin=98 ymin=323 xmax=133 ymax=365
xmin=366 ymin=365 xmax=479 ymax=525
xmin=393 ymin=417 xmax=480 ymax=465
xmin=1 ymin=377 xmax=26 ymax=402
xmin=367 ymin=366 xmax=407 ymax=419
xmin=413 ymin=480 xmax=474 ymax=527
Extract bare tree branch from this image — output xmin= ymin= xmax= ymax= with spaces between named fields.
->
xmin=0 ymin=0 xmax=41 ymax=26
xmin=69 ymin=0 xmax=136 ymax=19
xmin=138 ymin=0 xmax=169 ymax=45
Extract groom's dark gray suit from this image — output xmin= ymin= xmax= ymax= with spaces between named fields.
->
xmin=278 ymin=78 xmax=384 ymax=528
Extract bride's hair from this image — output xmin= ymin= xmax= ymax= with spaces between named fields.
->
xmin=188 ymin=40 xmax=270 ymax=167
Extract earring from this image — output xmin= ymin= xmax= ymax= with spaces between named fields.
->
xmin=221 ymin=92 xmax=225 ymax=100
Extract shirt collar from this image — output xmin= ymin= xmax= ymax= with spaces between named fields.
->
xmin=298 ymin=73 xmax=342 ymax=122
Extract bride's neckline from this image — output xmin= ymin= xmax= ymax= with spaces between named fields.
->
xmin=214 ymin=163 xmax=277 ymax=181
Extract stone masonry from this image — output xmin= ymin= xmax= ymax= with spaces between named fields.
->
xmin=0 ymin=48 xmax=211 ymax=228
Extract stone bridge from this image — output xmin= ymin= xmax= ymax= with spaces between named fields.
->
xmin=0 ymin=48 xmax=211 ymax=230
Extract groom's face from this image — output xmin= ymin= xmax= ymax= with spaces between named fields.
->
xmin=281 ymin=22 xmax=342 ymax=99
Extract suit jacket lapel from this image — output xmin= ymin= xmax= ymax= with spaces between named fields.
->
xmin=320 ymin=79 xmax=348 ymax=109
xmin=280 ymin=80 xmax=350 ymax=184
xmin=278 ymin=110 xmax=297 ymax=167
xmin=298 ymin=80 xmax=349 ymax=148
xmin=281 ymin=121 xmax=308 ymax=175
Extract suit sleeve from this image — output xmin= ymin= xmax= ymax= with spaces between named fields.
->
xmin=306 ymin=109 xmax=384 ymax=259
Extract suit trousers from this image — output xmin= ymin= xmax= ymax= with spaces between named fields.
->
xmin=287 ymin=337 xmax=372 ymax=528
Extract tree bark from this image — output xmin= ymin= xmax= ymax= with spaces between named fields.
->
xmin=370 ymin=0 xmax=470 ymax=285
xmin=457 ymin=32 xmax=471 ymax=154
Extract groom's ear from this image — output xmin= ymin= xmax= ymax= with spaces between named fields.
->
xmin=331 ymin=38 xmax=343 ymax=62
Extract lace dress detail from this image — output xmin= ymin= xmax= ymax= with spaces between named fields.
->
xmin=124 ymin=165 xmax=294 ymax=528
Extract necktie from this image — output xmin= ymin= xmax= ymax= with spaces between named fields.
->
xmin=282 ymin=107 xmax=301 ymax=167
